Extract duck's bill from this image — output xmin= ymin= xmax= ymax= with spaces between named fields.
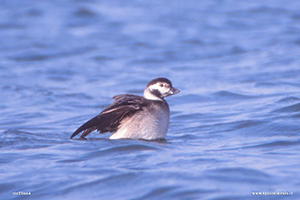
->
xmin=168 ymin=87 xmax=180 ymax=96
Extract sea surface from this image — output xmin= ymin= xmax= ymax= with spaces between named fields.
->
xmin=1 ymin=0 xmax=300 ymax=199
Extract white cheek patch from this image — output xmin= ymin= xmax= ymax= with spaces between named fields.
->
xmin=161 ymin=87 xmax=170 ymax=94
xmin=149 ymin=83 xmax=170 ymax=95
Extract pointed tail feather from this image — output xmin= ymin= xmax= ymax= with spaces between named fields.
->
xmin=70 ymin=116 xmax=100 ymax=139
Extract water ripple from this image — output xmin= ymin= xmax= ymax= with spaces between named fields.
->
xmin=58 ymin=143 xmax=161 ymax=163
xmin=212 ymin=90 xmax=258 ymax=101
xmin=273 ymin=102 xmax=300 ymax=113
xmin=204 ymin=167 xmax=271 ymax=184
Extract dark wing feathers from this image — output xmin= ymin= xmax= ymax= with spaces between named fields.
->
xmin=70 ymin=95 xmax=147 ymax=139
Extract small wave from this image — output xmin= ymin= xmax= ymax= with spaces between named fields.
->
xmin=55 ymin=93 xmax=93 ymax=100
xmin=15 ymin=112 xmax=45 ymax=119
xmin=72 ymin=7 xmax=98 ymax=18
xmin=218 ymin=139 xmax=300 ymax=152
xmin=204 ymin=167 xmax=271 ymax=184
xmin=276 ymin=96 xmax=300 ymax=103
xmin=60 ymin=173 xmax=137 ymax=197
xmin=173 ymin=113 xmax=206 ymax=121
xmin=1 ymin=129 xmax=57 ymax=150
xmin=191 ymin=119 xmax=266 ymax=134
xmin=10 ymin=54 xmax=51 ymax=62
xmin=255 ymin=82 xmax=277 ymax=88
xmin=135 ymin=186 xmax=179 ymax=200
xmin=173 ymin=94 xmax=212 ymax=104
xmin=85 ymin=144 xmax=160 ymax=156
xmin=273 ymin=102 xmax=300 ymax=113
xmin=0 ymin=152 xmax=23 ymax=164
xmin=231 ymin=120 xmax=265 ymax=130
xmin=212 ymin=90 xmax=257 ymax=101
xmin=255 ymin=81 xmax=300 ymax=89
xmin=136 ymin=186 xmax=217 ymax=200
xmin=58 ymin=143 xmax=161 ymax=163
xmin=245 ymin=139 xmax=300 ymax=149
xmin=9 ymin=47 xmax=95 ymax=62
xmin=0 ymin=183 xmax=15 ymax=195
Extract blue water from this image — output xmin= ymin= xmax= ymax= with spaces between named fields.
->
xmin=1 ymin=0 xmax=300 ymax=199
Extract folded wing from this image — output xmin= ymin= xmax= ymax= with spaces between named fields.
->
xmin=70 ymin=95 xmax=147 ymax=139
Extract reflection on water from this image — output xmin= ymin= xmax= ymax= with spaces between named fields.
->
xmin=1 ymin=0 xmax=300 ymax=199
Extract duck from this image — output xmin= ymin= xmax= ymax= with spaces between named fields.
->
xmin=70 ymin=77 xmax=180 ymax=140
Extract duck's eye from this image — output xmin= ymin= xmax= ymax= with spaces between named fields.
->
xmin=159 ymin=84 xmax=164 ymax=87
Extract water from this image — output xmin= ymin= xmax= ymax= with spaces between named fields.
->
xmin=1 ymin=0 xmax=300 ymax=199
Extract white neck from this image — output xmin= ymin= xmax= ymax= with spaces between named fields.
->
xmin=144 ymin=89 xmax=163 ymax=101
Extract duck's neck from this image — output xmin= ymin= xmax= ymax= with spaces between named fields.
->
xmin=144 ymin=88 xmax=163 ymax=101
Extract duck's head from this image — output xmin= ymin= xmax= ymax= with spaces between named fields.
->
xmin=144 ymin=77 xmax=180 ymax=101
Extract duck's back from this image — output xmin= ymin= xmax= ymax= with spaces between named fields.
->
xmin=109 ymin=99 xmax=170 ymax=140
